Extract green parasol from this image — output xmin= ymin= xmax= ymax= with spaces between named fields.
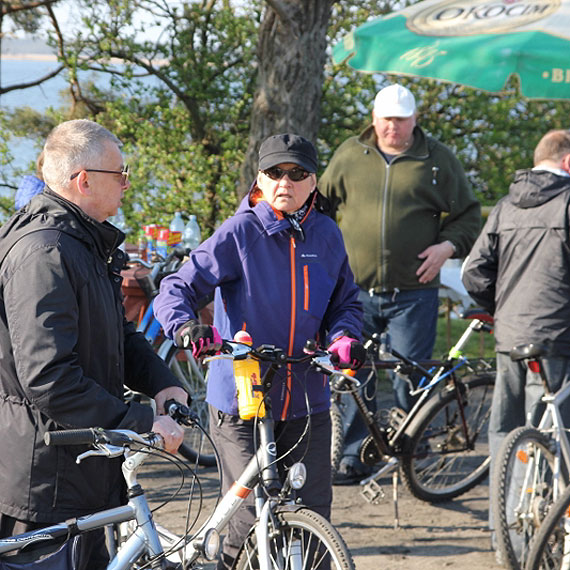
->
xmin=333 ymin=0 xmax=570 ymax=99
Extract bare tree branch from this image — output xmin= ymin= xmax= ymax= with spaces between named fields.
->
xmin=1 ymin=0 xmax=60 ymax=16
xmin=0 ymin=64 xmax=64 ymax=95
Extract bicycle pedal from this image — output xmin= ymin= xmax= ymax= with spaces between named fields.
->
xmin=360 ymin=479 xmax=385 ymax=504
xmin=388 ymin=406 xmax=407 ymax=430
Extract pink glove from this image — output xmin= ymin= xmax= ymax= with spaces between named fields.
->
xmin=328 ymin=335 xmax=366 ymax=370
xmin=175 ymin=320 xmax=223 ymax=358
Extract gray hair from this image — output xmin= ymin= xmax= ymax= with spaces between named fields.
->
xmin=42 ymin=119 xmax=122 ymax=190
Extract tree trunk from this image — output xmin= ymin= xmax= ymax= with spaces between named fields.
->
xmin=238 ymin=0 xmax=333 ymax=196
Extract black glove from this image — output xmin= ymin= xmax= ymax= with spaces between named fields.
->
xmin=175 ymin=319 xmax=222 ymax=358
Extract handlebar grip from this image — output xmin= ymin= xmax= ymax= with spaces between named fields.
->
xmin=44 ymin=428 xmax=99 ymax=447
xmin=166 ymin=246 xmax=189 ymax=263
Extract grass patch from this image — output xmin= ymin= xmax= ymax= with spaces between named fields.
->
xmin=434 ymin=314 xmax=495 ymax=360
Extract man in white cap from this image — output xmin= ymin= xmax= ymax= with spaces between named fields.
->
xmin=320 ymin=83 xmax=481 ymax=485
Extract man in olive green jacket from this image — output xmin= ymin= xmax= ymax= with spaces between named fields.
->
xmin=320 ymin=84 xmax=481 ymax=484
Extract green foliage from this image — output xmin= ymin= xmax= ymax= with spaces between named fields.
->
xmin=3 ymin=0 xmax=570 ymax=228
xmin=47 ymin=0 xmax=260 ymax=238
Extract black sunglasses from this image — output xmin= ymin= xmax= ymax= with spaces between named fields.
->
xmin=70 ymin=165 xmax=130 ymax=185
xmin=262 ymin=166 xmax=312 ymax=182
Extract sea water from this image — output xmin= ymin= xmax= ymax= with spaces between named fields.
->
xmin=0 ymin=57 xmax=157 ymax=201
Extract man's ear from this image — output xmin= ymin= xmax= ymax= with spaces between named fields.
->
xmin=74 ymin=170 xmax=91 ymax=197
xmin=563 ymin=154 xmax=570 ymax=175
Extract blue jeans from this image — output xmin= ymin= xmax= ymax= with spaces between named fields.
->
xmin=340 ymin=288 xmax=439 ymax=469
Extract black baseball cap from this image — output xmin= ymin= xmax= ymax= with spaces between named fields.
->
xmin=258 ymin=134 xmax=318 ymax=173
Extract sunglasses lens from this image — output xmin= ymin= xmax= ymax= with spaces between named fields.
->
xmin=288 ymin=168 xmax=310 ymax=182
xmin=263 ymin=167 xmax=310 ymax=182
xmin=264 ymin=167 xmax=282 ymax=180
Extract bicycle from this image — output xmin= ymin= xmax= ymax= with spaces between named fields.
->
xmin=126 ymin=249 xmax=216 ymax=468
xmin=525 ymin=479 xmax=570 ymax=570
xmin=198 ymin=339 xmax=356 ymax=570
xmin=330 ymin=309 xmax=496 ymax=506
xmin=492 ymin=343 xmax=570 ymax=570
xmin=0 ymin=401 xmax=217 ymax=570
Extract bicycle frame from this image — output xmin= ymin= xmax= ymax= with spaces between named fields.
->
xmin=0 ymin=444 xmax=168 ymax=569
xmin=334 ymin=313 xmax=494 ymax=493
xmin=182 ymin=342 xmax=349 ymax=570
xmin=513 ymin=380 xmax=570 ymax=520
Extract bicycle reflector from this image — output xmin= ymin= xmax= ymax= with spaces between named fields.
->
xmin=528 ymin=360 xmax=541 ymax=374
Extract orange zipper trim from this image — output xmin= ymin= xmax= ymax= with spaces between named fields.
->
xmin=303 ymin=265 xmax=309 ymax=311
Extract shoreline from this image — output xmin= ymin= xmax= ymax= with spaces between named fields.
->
xmin=2 ymin=53 xmax=58 ymax=62
xmin=2 ymin=53 xmax=168 ymax=66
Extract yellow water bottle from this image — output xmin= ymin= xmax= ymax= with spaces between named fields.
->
xmin=233 ymin=330 xmax=265 ymax=420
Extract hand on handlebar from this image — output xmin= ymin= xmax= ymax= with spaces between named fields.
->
xmin=154 ymin=386 xmax=191 ymax=414
xmin=328 ymin=335 xmax=366 ymax=370
xmin=175 ymin=320 xmax=223 ymax=358
xmin=152 ymin=415 xmax=184 ymax=454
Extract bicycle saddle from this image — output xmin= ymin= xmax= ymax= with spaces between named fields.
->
xmin=509 ymin=343 xmax=549 ymax=362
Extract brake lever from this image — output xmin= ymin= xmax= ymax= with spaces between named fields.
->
xmin=76 ymin=444 xmax=124 ymax=464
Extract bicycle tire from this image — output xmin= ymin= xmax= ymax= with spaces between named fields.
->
xmin=234 ymin=507 xmax=355 ymax=570
xmin=163 ymin=343 xmax=216 ymax=467
xmin=526 ymin=483 xmax=570 ymax=570
xmin=492 ymin=426 xmax=557 ymax=570
xmin=400 ymin=372 xmax=494 ymax=502
xmin=330 ymin=400 xmax=344 ymax=478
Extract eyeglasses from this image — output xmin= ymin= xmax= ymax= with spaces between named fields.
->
xmin=70 ymin=165 xmax=130 ymax=185
xmin=262 ymin=166 xmax=312 ymax=182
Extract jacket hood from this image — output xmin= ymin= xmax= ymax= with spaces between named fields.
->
xmin=509 ymin=169 xmax=570 ymax=209
xmin=0 ymin=188 xmax=123 ymax=265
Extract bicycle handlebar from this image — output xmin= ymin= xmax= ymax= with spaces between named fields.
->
xmin=205 ymin=339 xmax=361 ymax=387
xmin=126 ymin=246 xmax=189 ymax=269
xmin=44 ymin=427 xmax=153 ymax=448
xmin=44 ymin=401 xmax=195 ymax=449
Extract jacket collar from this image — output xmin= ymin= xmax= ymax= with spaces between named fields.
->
xmin=237 ymin=182 xmax=317 ymax=237
xmin=0 ymin=188 xmax=124 ymax=264
xmin=357 ymin=124 xmax=429 ymax=160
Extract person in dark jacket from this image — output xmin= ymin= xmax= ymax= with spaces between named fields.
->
xmin=0 ymin=119 xmax=187 ymax=569
xmin=154 ymin=133 xmax=364 ymax=570
xmin=320 ymin=83 xmax=481 ymax=484
xmin=462 ymin=128 xmax=570 ymax=554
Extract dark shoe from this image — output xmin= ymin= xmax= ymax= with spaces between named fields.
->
xmin=333 ymin=463 xmax=370 ymax=486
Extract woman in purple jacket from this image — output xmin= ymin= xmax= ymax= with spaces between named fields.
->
xmin=154 ymin=133 xmax=364 ymax=569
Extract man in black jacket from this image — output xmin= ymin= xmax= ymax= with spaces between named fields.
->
xmin=0 ymin=119 xmax=187 ymax=568
xmin=462 ymin=129 xmax=570 ymax=552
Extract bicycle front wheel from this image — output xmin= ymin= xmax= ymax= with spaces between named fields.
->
xmin=162 ymin=343 xmax=216 ymax=467
xmin=401 ymin=372 xmax=494 ymax=502
xmin=526 ymin=483 xmax=570 ymax=570
xmin=492 ymin=426 xmax=557 ymax=570
xmin=234 ymin=508 xmax=355 ymax=570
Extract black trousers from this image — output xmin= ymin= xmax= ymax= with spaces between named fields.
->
xmin=0 ymin=513 xmax=109 ymax=570
xmin=209 ymin=406 xmax=332 ymax=570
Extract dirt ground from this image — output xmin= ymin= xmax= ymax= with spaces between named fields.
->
xmin=142 ymin=453 xmax=500 ymax=570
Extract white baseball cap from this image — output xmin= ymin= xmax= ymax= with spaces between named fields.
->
xmin=373 ymin=84 xmax=416 ymax=118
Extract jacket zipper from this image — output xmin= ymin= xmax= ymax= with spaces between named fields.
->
xmin=281 ymin=236 xmax=297 ymax=420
